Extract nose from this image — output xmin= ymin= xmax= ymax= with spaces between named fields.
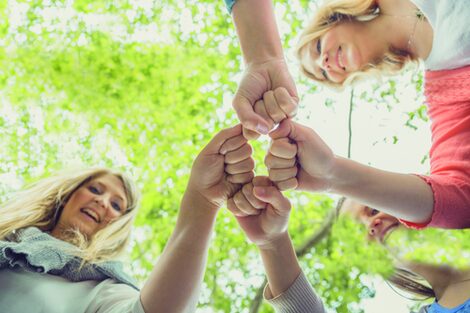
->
xmin=316 ymin=52 xmax=331 ymax=71
xmin=368 ymin=218 xmax=382 ymax=238
xmin=94 ymin=195 xmax=111 ymax=211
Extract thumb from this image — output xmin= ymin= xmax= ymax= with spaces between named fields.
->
xmin=270 ymin=119 xmax=311 ymax=143
xmin=269 ymin=119 xmax=293 ymax=140
xmin=253 ymin=186 xmax=291 ymax=214
xmin=201 ymin=124 xmax=243 ymax=155
xmin=233 ymin=95 xmax=270 ymax=135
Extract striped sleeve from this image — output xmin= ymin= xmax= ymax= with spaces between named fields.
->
xmin=265 ymin=272 xmax=326 ymax=313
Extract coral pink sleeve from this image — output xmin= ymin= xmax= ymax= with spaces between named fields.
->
xmin=400 ymin=65 xmax=470 ymax=229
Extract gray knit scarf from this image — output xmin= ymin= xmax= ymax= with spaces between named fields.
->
xmin=0 ymin=227 xmax=138 ymax=290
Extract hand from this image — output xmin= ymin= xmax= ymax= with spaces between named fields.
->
xmin=187 ymin=124 xmax=254 ymax=211
xmin=233 ymin=59 xmax=298 ymax=140
xmin=227 ymin=176 xmax=291 ymax=249
xmin=267 ymin=119 xmax=335 ymax=192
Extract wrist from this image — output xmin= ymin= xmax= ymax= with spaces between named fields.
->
xmin=256 ymin=231 xmax=291 ymax=252
xmin=181 ymin=187 xmax=220 ymax=215
xmin=327 ymin=155 xmax=349 ymax=194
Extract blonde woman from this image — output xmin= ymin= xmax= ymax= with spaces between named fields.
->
xmin=0 ymin=124 xmax=255 ymax=313
xmin=343 ymin=199 xmax=470 ymax=313
xmin=228 ymin=0 xmax=470 ymax=230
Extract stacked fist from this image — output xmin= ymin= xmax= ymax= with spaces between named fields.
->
xmin=220 ymin=89 xmax=336 ymax=249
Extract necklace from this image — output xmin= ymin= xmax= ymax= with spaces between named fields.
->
xmin=406 ymin=9 xmax=426 ymax=53
xmin=381 ymin=9 xmax=426 ymax=54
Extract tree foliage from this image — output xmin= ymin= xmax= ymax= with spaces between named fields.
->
xmin=0 ymin=1 xmax=456 ymax=312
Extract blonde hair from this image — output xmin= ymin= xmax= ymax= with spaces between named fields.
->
xmin=0 ymin=168 xmax=140 ymax=264
xmin=388 ymin=267 xmax=435 ymax=299
xmin=296 ymin=0 xmax=418 ymax=88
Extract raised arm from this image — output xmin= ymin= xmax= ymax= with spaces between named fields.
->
xmin=228 ymin=0 xmax=298 ymax=139
xmin=228 ymin=176 xmax=325 ymax=312
xmin=140 ymin=124 xmax=254 ymax=313
xmin=266 ymin=119 xmax=434 ymax=225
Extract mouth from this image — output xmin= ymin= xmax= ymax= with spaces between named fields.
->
xmin=336 ymin=46 xmax=346 ymax=71
xmin=380 ymin=222 xmax=400 ymax=243
xmin=80 ymin=208 xmax=100 ymax=223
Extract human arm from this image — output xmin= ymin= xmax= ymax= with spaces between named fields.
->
xmin=228 ymin=177 xmax=325 ymax=312
xmin=266 ymin=119 xmax=434 ymax=225
xmin=230 ymin=0 xmax=298 ymax=139
xmin=139 ymin=124 xmax=254 ymax=313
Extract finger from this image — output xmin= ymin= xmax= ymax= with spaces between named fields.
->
xmin=227 ymin=197 xmax=249 ymax=217
xmin=269 ymin=138 xmax=297 ymax=159
xmin=275 ymin=177 xmax=298 ymax=191
xmin=227 ymin=172 xmax=254 ymax=184
xmin=252 ymin=175 xmax=273 ymax=187
xmin=254 ymin=99 xmax=275 ymax=131
xmin=265 ymin=153 xmax=296 ymax=169
xmin=253 ymin=186 xmax=291 ymax=214
xmin=226 ymin=158 xmax=255 ymax=175
xmin=274 ymin=87 xmax=298 ymax=118
xmin=269 ymin=166 xmax=298 ymax=182
xmin=269 ymin=119 xmax=294 ymax=140
xmin=202 ymin=124 xmax=242 ymax=155
xmin=263 ymin=90 xmax=287 ymax=123
xmin=242 ymin=182 xmax=266 ymax=209
xmin=270 ymin=119 xmax=311 ymax=142
xmin=225 ymin=143 xmax=253 ymax=164
xmin=233 ymin=95 xmax=270 ymax=135
xmin=233 ymin=190 xmax=259 ymax=215
xmin=219 ymin=135 xmax=247 ymax=155
xmin=243 ymin=127 xmax=261 ymax=141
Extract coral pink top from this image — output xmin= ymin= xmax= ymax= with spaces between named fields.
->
xmin=401 ymin=65 xmax=470 ymax=229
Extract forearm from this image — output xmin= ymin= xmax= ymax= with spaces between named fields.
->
xmin=259 ymin=232 xmax=301 ymax=297
xmin=329 ymin=156 xmax=434 ymax=223
xmin=232 ymin=0 xmax=284 ymax=64
xmin=140 ymin=191 xmax=217 ymax=313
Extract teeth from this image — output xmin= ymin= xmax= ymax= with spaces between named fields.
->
xmin=82 ymin=208 xmax=99 ymax=223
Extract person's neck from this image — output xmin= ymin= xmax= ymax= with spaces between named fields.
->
xmin=371 ymin=4 xmax=433 ymax=60
xmin=405 ymin=262 xmax=470 ymax=305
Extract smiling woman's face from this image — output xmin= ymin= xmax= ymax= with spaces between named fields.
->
xmin=51 ymin=174 xmax=128 ymax=238
xmin=342 ymin=199 xmax=401 ymax=243
xmin=305 ymin=20 xmax=388 ymax=84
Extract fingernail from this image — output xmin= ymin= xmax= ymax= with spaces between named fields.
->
xmin=256 ymin=124 xmax=269 ymax=135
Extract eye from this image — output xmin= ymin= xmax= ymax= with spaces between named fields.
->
xmin=111 ymin=201 xmax=122 ymax=212
xmin=321 ymin=69 xmax=328 ymax=80
xmin=370 ymin=208 xmax=379 ymax=216
xmin=88 ymin=185 xmax=100 ymax=194
xmin=316 ymin=39 xmax=321 ymax=54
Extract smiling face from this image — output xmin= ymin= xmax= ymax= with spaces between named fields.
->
xmin=51 ymin=174 xmax=128 ymax=239
xmin=304 ymin=20 xmax=388 ymax=84
xmin=342 ymin=199 xmax=401 ymax=243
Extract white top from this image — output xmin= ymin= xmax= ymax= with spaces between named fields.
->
xmin=411 ymin=0 xmax=470 ymax=71
xmin=0 ymin=268 xmax=146 ymax=313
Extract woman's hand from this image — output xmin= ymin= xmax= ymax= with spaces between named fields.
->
xmin=227 ymin=176 xmax=291 ymax=249
xmin=267 ymin=119 xmax=335 ymax=192
xmin=233 ymin=60 xmax=298 ymax=140
xmin=186 ymin=124 xmax=255 ymax=212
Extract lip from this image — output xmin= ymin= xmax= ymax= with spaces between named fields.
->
xmin=80 ymin=207 xmax=101 ymax=223
xmin=380 ymin=222 xmax=400 ymax=242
